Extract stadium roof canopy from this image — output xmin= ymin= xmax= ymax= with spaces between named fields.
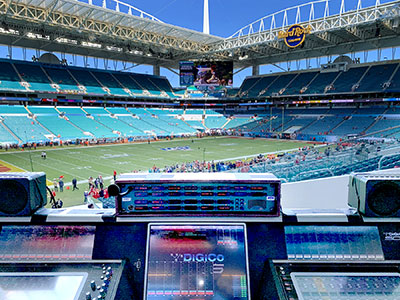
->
xmin=0 ymin=0 xmax=399 ymax=69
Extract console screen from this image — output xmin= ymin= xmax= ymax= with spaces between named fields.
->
xmin=0 ymin=272 xmax=87 ymax=300
xmin=145 ymin=224 xmax=250 ymax=299
xmin=291 ymin=272 xmax=400 ymax=300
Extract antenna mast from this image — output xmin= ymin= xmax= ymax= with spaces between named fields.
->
xmin=203 ymin=0 xmax=210 ymax=34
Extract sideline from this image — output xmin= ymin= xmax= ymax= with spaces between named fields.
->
xmin=0 ymin=136 xmax=228 ymax=154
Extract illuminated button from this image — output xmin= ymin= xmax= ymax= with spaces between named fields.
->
xmin=184 ymin=192 xmax=198 ymax=196
xmin=151 ymin=206 xmax=165 ymax=210
xmin=135 ymin=206 xmax=149 ymax=210
xmin=201 ymin=192 xmax=214 ymax=196
xmin=134 ymin=200 xmax=148 ymax=204
xmin=217 ymin=192 xmax=229 ymax=196
xmin=151 ymin=200 xmax=164 ymax=204
xmin=201 ymin=206 xmax=214 ymax=210
xmin=217 ymin=206 xmax=231 ymax=210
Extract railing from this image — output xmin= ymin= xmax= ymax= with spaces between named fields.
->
xmin=78 ymin=0 xmax=163 ymax=22
xmin=211 ymin=0 xmax=400 ymax=51
xmin=228 ymin=141 xmax=400 ymax=182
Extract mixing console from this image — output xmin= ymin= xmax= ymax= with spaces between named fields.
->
xmin=271 ymin=261 xmax=400 ymax=300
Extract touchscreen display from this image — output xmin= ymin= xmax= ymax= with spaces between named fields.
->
xmin=0 ymin=272 xmax=87 ymax=300
xmin=145 ymin=224 xmax=250 ymax=299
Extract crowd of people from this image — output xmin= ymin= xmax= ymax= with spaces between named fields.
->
xmin=144 ymin=140 xmax=386 ymax=174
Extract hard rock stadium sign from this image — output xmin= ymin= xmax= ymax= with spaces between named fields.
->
xmin=278 ymin=24 xmax=312 ymax=48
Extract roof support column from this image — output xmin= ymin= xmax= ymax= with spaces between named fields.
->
xmin=153 ymin=64 xmax=160 ymax=76
xmin=252 ymin=65 xmax=260 ymax=76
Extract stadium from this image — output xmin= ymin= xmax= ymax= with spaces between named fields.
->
xmin=0 ymin=0 xmax=399 ymax=299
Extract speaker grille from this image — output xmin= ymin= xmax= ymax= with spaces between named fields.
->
xmin=0 ymin=180 xmax=28 ymax=215
xmin=367 ymin=181 xmax=400 ymax=217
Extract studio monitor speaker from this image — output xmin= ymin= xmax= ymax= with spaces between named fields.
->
xmin=0 ymin=172 xmax=47 ymax=216
xmin=348 ymin=173 xmax=400 ymax=217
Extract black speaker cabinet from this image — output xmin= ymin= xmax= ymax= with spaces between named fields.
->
xmin=0 ymin=172 xmax=47 ymax=216
xmin=348 ymin=173 xmax=400 ymax=217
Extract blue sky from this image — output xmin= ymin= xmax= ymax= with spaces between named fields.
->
xmin=116 ymin=0 xmax=382 ymax=38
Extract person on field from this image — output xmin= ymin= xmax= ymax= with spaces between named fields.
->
xmin=72 ymin=178 xmax=78 ymax=191
xmin=59 ymin=177 xmax=64 ymax=192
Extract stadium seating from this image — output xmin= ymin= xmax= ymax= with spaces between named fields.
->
xmin=68 ymin=68 xmax=106 ymax=94
xmin=204 ymin=116 xmax=227 ymax=129
xmin=306 ymin=72 xmax=338 ymax=94
xmin=111 ymin=73 xmax=145 ymax=95
xmin=357 ymin=64 xmax=397 ymax=92
xmin=238 ymin=77 xmax=261 ymax=97
xmin=58 ymin=107 xmax=118 ymax=138
xmin=246 ymin=75 xmax=279 ymax=98
xmin=28 ymin=106 xmax=86 ymax=139
xmin=90 ymin=71 xmax=130 ymax=96
xmin=0 ymin=61 xmax=26 ymax=91
xmin=331 ymin=116 xmax=375 ymax=136
xmin=225 ymin=117 xmax=257 ymax=129
xmin=0 ymin=123 xmax=19 ymax=144
xmin=42 ymin=66 xmax=81 ymax=92
xmin=264 ymin=73 xmax=297 ymax=96
xmin=0 ymin=105 xmax=28 ymax=114
xmin=148 ymin=77 xmax=178 ymax=98
xmin=0 ymin=104 xmax=398 ymax=143
xmin=130 ymin=74 xmax=162 ymax=96
xmin=386 ymin=66 xmax=400 ymax=92
xmin=283 ymin=72 xmax=318 ymax=95
xmin=236 ymin=62 xmax=400 ymax=98
xmin=327 ymin=66 xmax=368 ymax=93
xmin=13 ymin=62 xmax=57 ymax=92
xmin=2 ymin=116 xmax=50 ymax=143
xmin=146 ymin=109 xmax=196 ymax=133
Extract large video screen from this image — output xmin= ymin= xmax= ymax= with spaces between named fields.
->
xmin=145 ymin=224 xmax=249 ymax=300
xmin=179 ymin=61 xmax=233 ymax=87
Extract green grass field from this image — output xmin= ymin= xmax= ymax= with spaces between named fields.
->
xmin=0 ymin=137 xmax=313 ymax=208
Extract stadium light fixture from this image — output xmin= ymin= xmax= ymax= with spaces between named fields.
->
xmin=26 ymin=32 xmax=49 ymax=40
xmin=82 ymin=41 xmax=102 ymax=48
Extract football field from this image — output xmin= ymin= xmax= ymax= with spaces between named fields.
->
xmin=0 ymin=137 xmax=313 ymax=207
